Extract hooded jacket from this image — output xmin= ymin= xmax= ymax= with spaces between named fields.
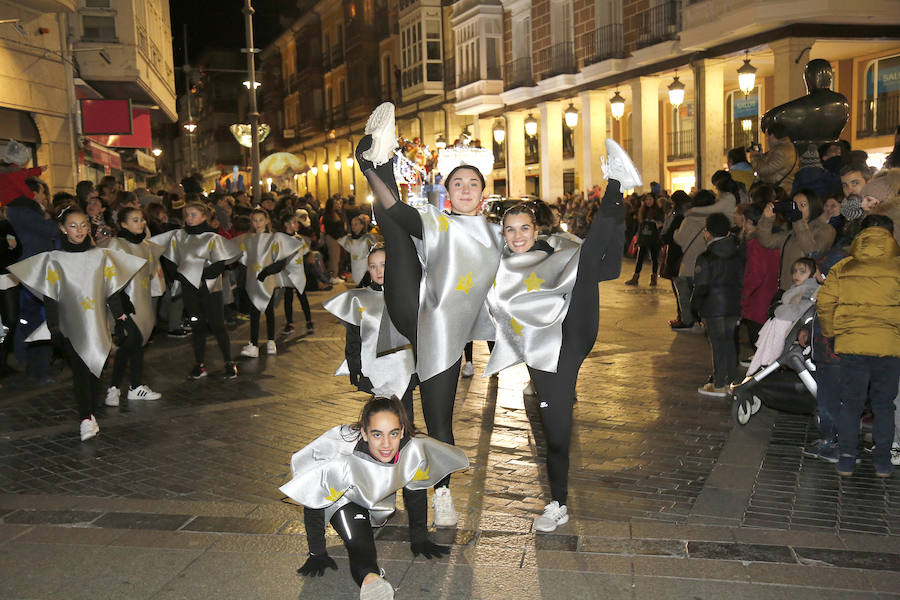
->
xmin=691 ymin=235 xmax=744 ymax=318
xmin=757 ymin=213 xmax=836 ymax=289
xmin=673 ymin=213 xmax=708 ymax=279
xmin=817 ymin=226 xmax=900 ymax=357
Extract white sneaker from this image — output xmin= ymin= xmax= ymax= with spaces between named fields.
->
xmin=432 ymin=486 xmax=457 ymax=527
xmin=330 ymin=276 xmax=344 ymax=285
xmin=461 ymin=361 xmax=474 ymax=378
xmin=90 ymin=415 xmax=99 ymax=434
xmin=239 ymin=343 xmax=258 ymax=358
xmin=128 ymin=385 xmax=161 ymax=400
xmin=363 ymin=102 xmax=398 ymax=167
xmin=266 ymin=340 xmax=277 ymax=355
xmin=534 ymin=501 xmax=569 ymax=532
xmin=359 ymin=576 xmax=394 ymax=600
xmin=80 ymin=418 xmax=98 ymax=441
xmin=523 ymin=380 xmax=535 ymax=395
xmin=891 ymin=444 xmax=900 ymax=467
xmin=601 ymin=138 xmax=642 ymax=190
xmin=104 ymin=386 xmax=120 ymax=407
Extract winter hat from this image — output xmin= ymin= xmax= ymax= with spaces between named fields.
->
xmin=798 ymin=144 xmax=822 ymax=170
xmin=841 ymin=194 xmax=863 ymax=220
xmin=1 ymin=140 xmax=30 ymax=166
xmin=860 ymin=176 xmax=896 ymax=204
xmin=295 ymin=208 xmax=311 ymax=227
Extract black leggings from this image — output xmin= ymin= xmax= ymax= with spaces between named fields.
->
xmin=330 ymin=502 xmax=380 ymax=587
xmin=182 ymin=284 xmax=231 ymax=364
xmin=0 ymin=286 xmax=18 ymax=368
xmin=110 ymin=318 xmax=144 ymax=389
xmin=247 ymin=292 xmax=275 ymax=345
xmin=633 ymin=242 xmax=659 ymax=275
xmin=464 ymin=340 xmax=495 ymax=363
xmin=63 ymin=338 xmax=101 ymax=420
xmin=284 ymin=287 xmax=312 ymax=324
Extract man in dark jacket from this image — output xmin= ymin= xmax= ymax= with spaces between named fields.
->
xmin=692 ymin=213 xmax=744 ymax=396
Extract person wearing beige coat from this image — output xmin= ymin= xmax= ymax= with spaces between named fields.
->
xmin=749 ymin=124 xmax=798 ymax=193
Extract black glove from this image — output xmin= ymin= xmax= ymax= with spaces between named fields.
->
xmin=357 ymin=376 xmax=374 ymax=394
xmin=599 ymin=180 xmax=625 ymax=223
xmin=354 ymin=134 xmax=375 ymax=172
xmin=256 ymin=269 xmax=269 ymax=282
xmin=410 ymin=540 xmax=451 ymax=560
xmin=297 ymin=554 xmax=338 ymax=577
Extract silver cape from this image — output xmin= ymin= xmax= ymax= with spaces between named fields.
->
xmin=277 ymin=234 xmax=310 ymax=293
xmin=279 ymin=425 xmax=469 ymax=525
xmin=102 ymin=237 xmax=166 ymax=343
xmin=150 ymin=230 xmax=241 ymax=292
xmin=412 ymin=204 xmax=502 ymax=381
xmin=8 ymin=248 xmax=146 ymax=377
xmin=338 ymin=233 xmax=378 ymax=284
xmin=485 ymin=234 xmax=582 ymax=376
xmin=233 ymin=232 xmax=304 ymax=311
xmin=324 ymin=287 xmax=414 ymax=398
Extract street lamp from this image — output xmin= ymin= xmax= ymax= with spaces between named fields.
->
xmin=242 ymin=80 xmax=261 ymax=89
xmin=524 ymin=113 xmax=538 ymax=137
xmin=151 ymin=148 xmax=162 ymax=157
xmin=345 ymin=157 xmax=353 ymax=168
xmin=738 ymin=51 xmax=757 ymax=96
xmin=243 ymin=0 xmax=262 ymax=203
xmin=492 ymin=119 xmax=505 ymax=144
xmin=667 ymin=75 xmax=685 ymax=108
xmin=183 ymin=122 xmax=197 ymax=133
xmin=333 ymin=158 xmax=342 ymax=171
xmin=310 ymin=165 xmax=317 ymax=175
xmin=322 ymin=163 xmax=328 ymax=173
xmin=564 ymin=103 xmax=579 ymax=128
xmin=435 ymin=135 xmax=447 ymax=149
xmin=609 ymin=91 xmax=625 ymax=120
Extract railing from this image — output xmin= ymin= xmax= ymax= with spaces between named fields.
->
xmin=667 ymin=128 xmax=695 ymax=161
xmin=503 ymin=56 xmax=534 ymax=91
xmin=329 ymin=44 xmax=344 ymax=69
xmin=458 ymin=69 xmax=479 ymax=87
xmin=581 ymin=23 xmax=624 ymax=66
xmin=857 ymin=93 xmax=900 ymax=138
xmin=636 ymin=0 xmax=681 ymax=50
xmin=534 ymin=41 xmax=576 ymax=80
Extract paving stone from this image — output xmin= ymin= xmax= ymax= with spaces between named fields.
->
xmin=793 ymin=546 xmax=900 ymax=572
xmin=180 ymin=515 xmax=286 ymax=534
xmin=3 ymin=509 xmax=102 ymax=525
xmin=581 ymin=537 xmax=686 ymax=556
xmin=92 ymin=511 xmax=193 ymax=531
xmin=686 ymin=541 xmax=796 ymax=564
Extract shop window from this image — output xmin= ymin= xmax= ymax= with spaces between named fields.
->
xmin=725 ymin=89 xmax=759 ymax=150
xmin=860 ymin=54 xmax=900 ymax=137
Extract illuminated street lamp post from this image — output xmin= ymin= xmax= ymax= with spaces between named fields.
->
xmin=243 ymin=0 xmax=261 ymax=203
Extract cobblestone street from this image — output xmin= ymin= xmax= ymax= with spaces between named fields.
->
xmin=1 ymin=263 xmax=898 ymax=599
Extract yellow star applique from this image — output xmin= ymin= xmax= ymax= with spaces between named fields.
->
xmin=412 ymin=466 xmax=430 ymax=481
xmin=523 ymin=271 xmax=544 ymax=292
xmin=358 ymin=306 xmax=366 ymax=315
xmin=207 ymin=240 xmax=216 ymax=252
xmin=456 ymin=272 xmax=474 ymax=294
xmin=239 ymin=242 xmax=247 ymax=252
xmin=510 ymin=318 xmax=523 ymax=336
xmin=271 ymin=242 xmax=279 ymax=255
xmin=140 ymin=277 xmax=150 ymax=290
xmin=46 ymin=268 xmax=60 ymax=285
xmin=294 ymin=256 xmax=304 ymax=264
xmin=436 ymin=214 xmax=450 ymax=232
xmin=171 ymin=238 xmax=177 ymax=249
xmin=103 ymin=265 xmax=117 ymax=280
xmin=325 ymin=486 xmax=345 ymax=502
xmin=80 ymin=296 xmax=95 ymax=312
xmin=252 ymin=263 xmax=262 ymax=273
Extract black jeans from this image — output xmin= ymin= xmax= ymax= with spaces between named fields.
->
xmin=837 ymin=354 xmax=900 ymax=462
xmin=110 ymin=318 xmax=144 ymax=389
xmin=284 ymin=288 xmax=311 ymax=324
xmin=705 ymin=315 xmax=740 ymax=387
xmin=182 ymin=284 xmax=231 ymax=364
xmin=633 ymin=242 xmax=659 ymax=275
xmin=247 ymin=294 xmax=275 ymax=345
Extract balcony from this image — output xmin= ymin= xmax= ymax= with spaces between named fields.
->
xmin=322 ymin=104 xmax=348 ymax=130
xmin=534 ymin=42 xmax=576 ymax=80
xmin=329 ymin=44 xmax=344 ymax=70
xmin=581 ymin=24 xmax=625 ymax=66
xmin=667 ymin=128 xmax=695 ymax=161
xmin=857 ymin=93 xmax=900 ymax=138
xmin=504 ymin=57 xmax=534 ymax=91
xmin=636 ymin=0 xmax=681 ymax=50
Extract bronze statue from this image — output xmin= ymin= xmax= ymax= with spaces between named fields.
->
xmin=760 ymin=59 xmax=850 ymax=147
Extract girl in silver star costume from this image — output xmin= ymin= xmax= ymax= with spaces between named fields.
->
xmin=8 ymin=206 xmax=146 ymax=441
xmin=354 ymin=103 xmax=503 ymax=526
xmin=101 ymin=207 xmax=166 ymax=405
xmin=278 ymin=212 xmax=314 ymax=335
xmin=488 ymin=184 xmax=625 ymax=533
xmin=282 ymin=396 xmax=468 ymax=600
xmin=338 ymin=215 xmax=379 ymax=284
xmin=324 ymin=245 xmax=416 ymax=415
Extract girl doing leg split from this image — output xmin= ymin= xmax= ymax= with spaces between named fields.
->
xmin=102 ymin=207 xmax=166 ymax=405
xmin=324 ymin=245 xmax=416 ymax=418
xmin=151 ymin=202 xmax=241 ymax=379
xmin=282 ymin=396 xmax=467 ymax=600
xmin=355 ymin=102 xmax=503 ymax=526
xmin=9 ymin=206 xmax=145 ymax=440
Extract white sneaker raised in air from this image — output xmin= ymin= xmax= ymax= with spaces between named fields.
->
xmin=128 ymin=385 xmax=161 ymax=400
xmin=602 ymin=138 xmax=642 ymax=190
xmin=359 ymin=576 xmax=394 ymax=600
xmin=461 ymin=361 xmax=474 ymax=378
xmin=80 ymin=418 xmax=98 ymax=441
xmin=534 ymin=501 xmax=569 ymax=532
xmin=239 ymin=343 xmax=258 ymax=358
xmin=104 ymin=386 xmax=120 ymax=407
xmin=266 ymin=340 xmax=277 ymax=355
xmin=363 ymin=102 xmax=398 ymax=167
xmin=432 ymin=486 xmax=458 ymax=527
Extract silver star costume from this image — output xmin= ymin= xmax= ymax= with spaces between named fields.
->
xmin=279 ymin=425 xmax=469 ymax=525
xmin=8 ymin=248 xmax=146 ymax=377
xmin=411 ymin=204 xmax=502 ymax=381
xmin=233 ymin=232 xmax=305 ymax=311
xmin=324 ymin=287 xmax=414 ymax=398
xmin=277 ymin=234 xmax=310 ymax=293
xmin=150 ymin=230 xmax=241 ymax=293
xmin=101 ymin=237 xmax=166 ymax=344
xmin=485 ymin=235 xmax=582 ymax=377
xmin=338 ymin=233 xmax=378 ymax=284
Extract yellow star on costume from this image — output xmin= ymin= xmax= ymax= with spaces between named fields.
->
xmin=140 ymin=277 xmax=150 ymax=290
xmin=171 ymin=238 xmax=177 ymax=249
xmin=46 ymin=268 xmax=60 ymax=285
xmin=412 ymin=466 xmax=430 ymax=481
xmin=80 ymin=296 xmax=95 ymax=312
xmin=358 ymin=306 xmax=366 ymax=315
xmin=240 ymin=242 xmax=247 ymax=252
xmin=252 ymin=263 xmax=262 ymax=273
xmin=207 ymin=240 xmax=216 ymax=252
xmin=456 ymin=272 xmax=474 ymax=294
xmin=272 ymin=242 xmax=279 ymax=254
xmin=436 ymin=214 xmax=450 ymax=232
xmin=523 ymin=271 xmax=544 ymax=292
xmin=103 ymin=265 xmax=117 ymax=280
xmin=510 ymin=318 xmax=523 ymax=336
xmin=294 ymin=256 xmax=304 ymax=264
xmin=325 ymin=486 xmax=345 ymax=502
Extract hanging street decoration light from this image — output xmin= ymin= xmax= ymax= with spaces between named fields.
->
xmin=229 ymin=123 xmax=271 ymax=148
xmin=667 ymin=74 xmax=686 ymax=108
xmin=609 ymin=90 xmax=625 ymax=120
xmin=492 ymin=119 xmax=505 ymax=144
xmin=524 ymin=113 xmax=538 ymax=137
xmin=564 ymin=103 xmax=579 ymax=128
xmin=738 ymin=51 xmax=757 ymax=96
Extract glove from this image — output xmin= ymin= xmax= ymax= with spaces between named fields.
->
xmin=357 ymin=376 xmax=374 ymax=394
xmin=410 ymin=540 xmax=451 ymax=560
xmin=297 ymin=554 xmax=338 ymax=577
xmin=598 ymin=180 xmax=625 ymax=223
xmin=256 ymin=269 xmax=268 ymax=282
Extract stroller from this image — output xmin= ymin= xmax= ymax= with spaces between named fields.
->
xmin=731 ymin=305 xmax=819 ymax=425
